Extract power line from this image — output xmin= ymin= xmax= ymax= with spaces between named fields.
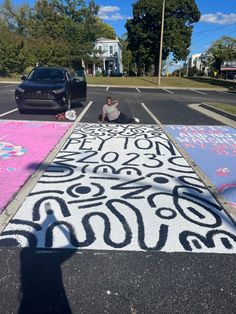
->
xmin=193 ymin=22 xmax=236 ymax=34
xmin=190 ymin=24 xmax=236 ymax=49
xmin=193 ymin=2 xmax=236 ymax=34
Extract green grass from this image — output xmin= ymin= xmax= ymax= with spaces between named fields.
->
xmin=0 ymin=75 xmax=235 ymax=89
xmin=86 ymin=76 xmax=234 ymax=89
xmin=207 ymin=103 xmax=236 ymax=115
xmin=0 ymin=77 xmax=20 ymax=82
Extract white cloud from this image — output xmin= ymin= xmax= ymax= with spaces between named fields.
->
xmin=200 ymin=12 xmax=236 ymax=25
xmin=98 ymin=5 xmax=130 ymax=21
xmin=99 ymin=6 xmax=120 ymax=14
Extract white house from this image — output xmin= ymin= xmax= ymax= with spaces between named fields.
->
xmin=188 ymin=54 xmax=202 ymax=70
xmin=93 ymin=37 xmax=123 ymax=76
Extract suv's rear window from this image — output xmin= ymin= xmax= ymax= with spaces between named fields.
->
xmin=28 ymin=68 xmax=65 ymax=82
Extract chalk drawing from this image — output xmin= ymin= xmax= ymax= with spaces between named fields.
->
xmin=0 ymin=124 xmax=235 ymax=253
xmin=0 ymin=120 xmax=71 ymax=212
xmin=166 ymin=126 xmax=236 ymax=208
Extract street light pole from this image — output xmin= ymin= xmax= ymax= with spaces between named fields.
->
xmin=158 ymin=0 xmax=166 ymax=86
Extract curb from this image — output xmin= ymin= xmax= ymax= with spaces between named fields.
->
xmin=200 ymin=103 xmax=236 ymax=121
xmin=0 ymin=81 xmax=228 ymax=91
xmin=88 ymin=84 xmax=228 ymax=91
xmin=189 ymin=103 xmax=236 ymax=129
xmin=0 ymin=101 xmax=93 ymax=232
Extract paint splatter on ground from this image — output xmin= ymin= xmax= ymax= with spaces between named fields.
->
xmin=0 ymin=120 xmax=71 ymax=212
xmin=0 ymin=124 xmax=235 ymax=253
xmin=165 ymin=126 xmax=236 ymax=208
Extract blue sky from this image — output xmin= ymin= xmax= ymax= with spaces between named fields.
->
xmin=96 ymin=0 xmax=236 ymax=55
xmin=6 ymin=0 xmax=236 ymax=58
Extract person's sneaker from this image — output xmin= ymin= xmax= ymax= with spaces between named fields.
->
xmin=133 ymin=117 xmax=140 ymax=123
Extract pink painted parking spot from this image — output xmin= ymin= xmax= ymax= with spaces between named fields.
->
xmin=0 ymin=120 xmax=71 ymax=213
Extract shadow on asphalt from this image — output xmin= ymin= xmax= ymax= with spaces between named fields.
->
xmin=18 ymin=211 xmax=76 ymax=314
xmin=186 ymin=77 xmax=235 ymax=89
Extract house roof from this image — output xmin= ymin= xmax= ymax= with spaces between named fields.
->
xmin=96 ymin=37 xmax=121 ymax=44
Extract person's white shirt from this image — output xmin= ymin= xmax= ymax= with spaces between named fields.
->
xmin=103 ymin=102 xmax=120 ymax=121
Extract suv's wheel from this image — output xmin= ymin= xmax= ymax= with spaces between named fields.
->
xmin=18 ymin=107 xmax=27 ymax=114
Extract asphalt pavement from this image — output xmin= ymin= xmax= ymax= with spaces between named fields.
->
xmin=0 ymin=83 xmax=235 ymax=124
xmin=0 ymin=83 xmax=236 ymax=314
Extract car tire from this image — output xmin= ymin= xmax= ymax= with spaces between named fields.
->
xmin=18 ymin=107 xmax=27 ymax=114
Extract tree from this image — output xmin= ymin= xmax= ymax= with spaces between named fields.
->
xmin=125 ymin=0 xmax=200 ymax=75
xmin=94 ymin=18 xmax=116 ymax=39
xmin=206 ymin=36 xmax=236 ymax=73
xmin=0 ymin=0 xmax=117 ymax=74
xmin=0 ymin=17 xmax=29 ymax=76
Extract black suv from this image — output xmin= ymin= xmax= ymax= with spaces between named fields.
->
xmin=15 ymin=67 xmax=87 ymax=113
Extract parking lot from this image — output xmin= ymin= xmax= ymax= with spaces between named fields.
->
xmin=0 ymin=83 xmax=235 ymax=125
xmin=0 ymin=82 xmax=236 ymax=313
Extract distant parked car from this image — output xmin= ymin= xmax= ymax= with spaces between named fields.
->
xmin=15 ymin=67 xmax=86 ymax=113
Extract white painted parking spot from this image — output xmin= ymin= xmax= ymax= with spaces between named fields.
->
xmin=0 ymin=108 xmax=18 ymax=117
xmin=162 ymin=89 xmax=174 ymax=94
xmin=136 ymin=88 xmax=141 ymax=93
xmin=1 ymin=123 xmax=236 ymax=254
xmin=106 ymin=86 xmax=110 ymax=91
xmin=191 ymin=90 xmax=207 ymax=95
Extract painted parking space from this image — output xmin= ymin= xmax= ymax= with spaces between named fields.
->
xmin=0 ymin=123 xmax=235 ymax=253
xmin=165 ymin=125 xmax=236 ymax=208
xmin=0 ymin=120 xmax=71 ymax=212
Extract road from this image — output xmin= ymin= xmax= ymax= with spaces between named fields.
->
xmin=0 ymin=83 xmax=236 ymax=314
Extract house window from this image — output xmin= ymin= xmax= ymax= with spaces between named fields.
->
xmin=109 ymin=46 xmax=113 ymax=55
xmin=98 ymin=45 xmax=103 ymax=52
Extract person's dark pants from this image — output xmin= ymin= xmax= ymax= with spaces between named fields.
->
xmin=113 ymin=112 xmax=134 ymax=124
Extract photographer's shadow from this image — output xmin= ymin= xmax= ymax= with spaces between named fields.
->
xmin=19 ymin=210 xmax=77 ymax=314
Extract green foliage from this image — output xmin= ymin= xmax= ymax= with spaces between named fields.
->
xmin=0 ymin=19 xmax=29 ymax=75
xmin=125 ymin=0 xmax=200 ymax=75
xmin=0 ymin=0 xmax=117 ymax=75
xmin=206 ymin=36 xmax=236 ymax=72
xmin=94 ymin=18 xmax=116 ymax=39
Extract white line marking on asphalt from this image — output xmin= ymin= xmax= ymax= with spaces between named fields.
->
xmin=136 ymin=88 xmax=141 ymax=93
xmin=162 ymin=89 xmax=174 ymax=94
xmin=76 ymin=101 xmax=93 ymax=122
xmin=10 ymin=90 xmax=15 ymax=92
xmin=0 ymin=108 xmax=18 ymax=117
xmin=141 ymin=102 xmax=162 ymax=124
xmin=191 ymin=90 xmax=207 ymax=95
xmin=0 ymin=85 xmax=17 ymax=88
xmin=106 ymin=86 xmax=110 ymax=91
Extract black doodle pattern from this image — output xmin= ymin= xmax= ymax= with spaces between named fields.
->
xmin=0 ymin=124 xmax=236 ymax=253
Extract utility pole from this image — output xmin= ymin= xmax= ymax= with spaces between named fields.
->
xmin=158 ymin=0 xmax=166 ymax=86
xmin=186 ymin=57 xmax=189 ymax=77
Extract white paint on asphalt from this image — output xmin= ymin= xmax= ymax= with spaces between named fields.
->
xmin=162 ymin=89 xmax=174 ymax=94
xmin=106 ymin=86 xmax=110 ymax=92
xmin=191 ymin=90 xmax=207 ymax=95
xmin=0 ymin=85 xmax=17 ymax=89
xmin=141 ymin=102 xmax=162 ymax=125
xmin=136 ymin=88 xmax=141 ymax=93
xmin=0 ymin=123 xmax=235 ymax=254
xmin=76 ymin=101 xmax=93 ymax=122
xmin=0 ymin=108 xmax=18 ymax=117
